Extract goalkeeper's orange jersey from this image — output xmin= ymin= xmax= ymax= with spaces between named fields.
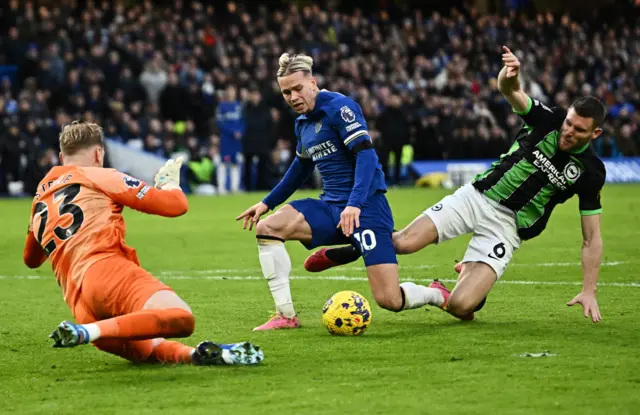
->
xmin=23 ymin=165 xmax=188 ymax=308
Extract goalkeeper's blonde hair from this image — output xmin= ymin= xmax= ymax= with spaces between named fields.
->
xmin=59 ymin=121 xmax=104 ymax=156
xmin=277 ymin=53 xmax=313 ymax=77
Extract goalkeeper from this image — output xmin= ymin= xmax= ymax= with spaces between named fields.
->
xmin=23 ymin=121 xmax=263 ymax=365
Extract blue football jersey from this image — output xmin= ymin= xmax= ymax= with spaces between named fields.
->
xmin=294 ymin=90 xmax=386 ymax=203
xmin=215 ymin=101 xmax=245 ymax=140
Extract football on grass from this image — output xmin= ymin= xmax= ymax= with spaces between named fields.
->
xmin=322 ymin=290 xmax=372 ymax=336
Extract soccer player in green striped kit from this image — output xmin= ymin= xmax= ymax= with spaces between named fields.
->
xmin=305 ymin=46 xmax=606 ymax=323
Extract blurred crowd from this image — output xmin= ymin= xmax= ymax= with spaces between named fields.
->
xmin=1 ymin=0 xmax=639 ymax=195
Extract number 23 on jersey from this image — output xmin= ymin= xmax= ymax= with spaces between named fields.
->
xmin=33 ymin=184 xmax=85 ymax=256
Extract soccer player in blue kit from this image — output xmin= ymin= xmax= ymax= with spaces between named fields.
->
xmin=237 ymin=53 xmax=439 ymax=330
xmin=215 ymin=85 xmax=245 ymax=194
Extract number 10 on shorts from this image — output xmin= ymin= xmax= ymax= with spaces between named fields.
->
xmin=354 ymin=230 xmax=377 ymax=251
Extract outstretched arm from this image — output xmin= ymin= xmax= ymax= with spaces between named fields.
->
xmin=236 ymin=156 xmax=314 ymax=231
xmin=567 ymin=214 xmax=603 ymax=323
xmin=499 ymin=46 xmax=560 ymax=128
xmin=497 ymin=46 xmax=530 ymax=113
xmin=87 ymin=168 xmax=189 ymax=217
xmin=113 ymin=186 xmax=189 ymax=217
xmin=580 ymin=214 xmax=603 ymax=294
xmin=262 ymin=156 xmax=315 ymax=210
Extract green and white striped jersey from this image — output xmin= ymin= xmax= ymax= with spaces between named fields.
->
xmin=472 ymin=97 xmax=606 ymax=241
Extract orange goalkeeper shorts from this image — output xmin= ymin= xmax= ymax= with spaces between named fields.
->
xmin=72 ymin=255 xmax=173 ymax=324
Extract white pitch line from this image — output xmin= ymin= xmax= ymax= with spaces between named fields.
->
xmin=1 ymin=274 xmax=639 ymax=287
xmin=159 ymin=275 xmax=640 ymax=287
xmin=159 ymin=261 xmax=628 ymax=276
xmin=344 ymin=261 xmax=627 ymax=271
xmin=512 ymin=261 xmax=626 ymax=267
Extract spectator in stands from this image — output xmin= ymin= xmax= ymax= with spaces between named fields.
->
xmin=616 ymin=124 xmax=639 ymax=156
xmin=215 ymin=85 xmax=245 ymax=194
xmin=0 ymin=124 xmax=27 ymax=188
xmin=377 ymin=94 xmax=411 ymax=185
xmin=0 ymin=0 xmax=638 ymax=195
xmin=140 ymin=60 xmax=168 ymax=107
xmin=243 ymin=87 xmax=274 ymax=191
xmin=23 ymin=148 xmax=57 ymax=196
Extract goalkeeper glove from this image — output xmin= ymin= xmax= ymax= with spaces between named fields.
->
xmin=154 ymin=157 xmax=184 ymax=190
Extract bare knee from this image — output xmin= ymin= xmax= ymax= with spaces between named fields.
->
xmin=256 ymin=205 xmax=310 ymax=242
xmin=446 ymin=263 xmax=495 ymax=316
xmin=446 ymin=293 xmax=478 ymax=317
xmin=372 ymin=288 xmax=404 ymax=311
xmin=255 ymin=206 xmax=295 ymax=238
xmin=255 ymin=216 xmax=281 ymax=237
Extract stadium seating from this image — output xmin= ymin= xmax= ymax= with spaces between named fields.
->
xmin=0 ymin=0 xmax=638 ymax=195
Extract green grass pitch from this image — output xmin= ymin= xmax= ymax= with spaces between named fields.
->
xmin=0 ymin=185 xmax=639 ymax=415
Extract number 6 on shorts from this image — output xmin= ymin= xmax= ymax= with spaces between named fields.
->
xmin=488 ymin=242 xmax=506 ymax=260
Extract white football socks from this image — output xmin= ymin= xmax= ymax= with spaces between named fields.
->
xmin=217 ymin=164 xmax=227 ymax=194
xmin=82 ymin=323 xmax=101 ymax=342
xmin=230 ymin=164 xmax=241 ymax=193
xmin=257 ymin=237 xmax=296 ymax=318
xmin=400 ymin=282 xmax=445 ymax=309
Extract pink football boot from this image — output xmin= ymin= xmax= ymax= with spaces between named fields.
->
xmin=253 ymin=314 xmax=301 ymax=331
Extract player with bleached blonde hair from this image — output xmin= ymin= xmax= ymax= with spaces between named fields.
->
xmin=237 ymin=53 xmax=439 ymax=331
